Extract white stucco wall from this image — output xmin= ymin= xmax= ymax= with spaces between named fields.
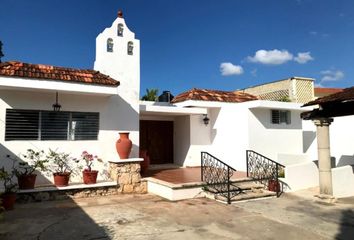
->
xmin=0 ymin=88 xmax=138 ymax=184
xmin=282 ymin=161 xmax=319 ymax=192
xmin=174 ymin=115 xmax=191 ymax=166
xmin=163 ymin=101 xmax=310 ymax=172
xmin=332 ymin=165 xmax=354 ymax=198
xmin=206 ymin=104 xmax=250 ymax=171
xmin=248 ymin=108 xmax=304 ymax=161
xmin=303 ymin=115 xmax=354 ymax=166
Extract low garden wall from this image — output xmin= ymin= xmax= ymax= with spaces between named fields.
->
xmin=108 ymin=159 xmax=147 ymax=194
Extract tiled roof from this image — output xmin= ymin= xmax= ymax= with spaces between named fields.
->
xmin=171 ymin=88 xmax=258 ymax=103
xmin=304 ymin=86 xmax=354 ymax=106
xmin=314 ymin=87 xmax=343 ymax=95
xmin=0 ymin=61 xmax=119 ymax=86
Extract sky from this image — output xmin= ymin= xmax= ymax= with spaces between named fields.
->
xmin=1 ymin=0 xmax=354 ymax=96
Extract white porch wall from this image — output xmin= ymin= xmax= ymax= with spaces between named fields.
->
xmin=207 ymin=105 xmax=250 ymax=171
xmin=0 ymin=89 xmax=139 ymax=184
xmin=248 ymin=108 xmax=304 ymax=161
xmin=174 ymin=116 xmax=191 ymax=166
xmin=182 ymin=114 xmax=212 ymax=166
xmin=303 ymin=115 xmax=354 ymax=166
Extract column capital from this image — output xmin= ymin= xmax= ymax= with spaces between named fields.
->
xmin=313 ymin=118 xmax=333 ymax=127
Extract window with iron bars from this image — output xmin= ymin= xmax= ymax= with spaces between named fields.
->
xmin=5 ymin=109 xmax=99 ymax=141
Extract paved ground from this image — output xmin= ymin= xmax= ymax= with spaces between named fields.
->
xmin=0 ymin=192 xmax=353 ymax=240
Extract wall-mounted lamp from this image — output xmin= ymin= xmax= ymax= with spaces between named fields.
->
xmin=52 ymin=92 xmax=61 ymax=111
xmin=203 ymin=114 xmax=210 ymax=126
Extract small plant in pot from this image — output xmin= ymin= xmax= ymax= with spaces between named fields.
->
xmin=0 ymin=166 xmax=18 ymax=210
xmin=13 ymin=150 xmax=48 ymax=190
xmin=46 ymin=149 xmax=78 ymax=187
xmin=76 ymin=151 xmax=102 ymax=184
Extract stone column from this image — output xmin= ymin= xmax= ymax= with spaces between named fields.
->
xmin=108 ymin=159 xmax=147 ymax=194
xmin=313 ymin=118 xmax=333 ymax=195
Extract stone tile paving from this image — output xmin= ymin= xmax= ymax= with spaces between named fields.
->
xmin=1 ymin=192 xmax=352 ymax=240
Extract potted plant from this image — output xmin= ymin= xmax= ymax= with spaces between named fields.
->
xmin=76 ymin=151 xmax=102 ymax=184
xmin=268 ymin=178 xmax=281 ymax=192
xmin=13 ymin=150 xmax=48 ymax=189
xmin=0 ymin=166 xmax=18 ymax=210
xmin=46 ymin=149 xmax=78 ymax=187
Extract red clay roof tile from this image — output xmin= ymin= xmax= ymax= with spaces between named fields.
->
xmin=0 ymin=61 xmax=119 ymax=86
xmin=171 ymin=88 xmax=258 ymax=104
xmin=314 ymin=87 xmax=343 ymax=95
xmin=304 ymin=86 xmax=354 ymax=106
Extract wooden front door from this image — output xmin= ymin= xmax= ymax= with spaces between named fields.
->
xmin=140 ymin=120 xmax=173 ymax=164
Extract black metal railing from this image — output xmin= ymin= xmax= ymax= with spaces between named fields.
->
xmin=201 ymin=152 xmax=238 ymax=204
xmin=246 ymin=150 xmax=285 ymax=197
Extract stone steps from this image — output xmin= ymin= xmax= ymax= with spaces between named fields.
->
xmin=204 ymin=179 xmax=278 ymax=203
xmin=214 ymin=189 xmax=276 ymax=203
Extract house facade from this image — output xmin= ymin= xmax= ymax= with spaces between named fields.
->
xmin=0 ymin=12 xmax=353 ymax=198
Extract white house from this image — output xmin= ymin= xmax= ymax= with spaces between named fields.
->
xmin=0 ymin=11 xmax=353 ymax=198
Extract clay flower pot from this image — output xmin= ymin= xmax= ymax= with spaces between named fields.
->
xmin=83 ymin=170 xmax=98 ymax=184
xmin=268 ymin=179 xmax=280 ymax=192
xmin=17 ymin=174 xmax=37 ymax=190
xmin=116 ymin=132 xmax=132 ymax=159
xmin=53 ymin=172 xmax=71 ymax=187
xmin=1 ymin=193 xmax=16 ymax=210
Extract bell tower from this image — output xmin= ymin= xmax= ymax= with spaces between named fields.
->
xmin=94 ymin=10 xmax=140 ymax=158
xmin=94 ymin=10 xmax=140 ymax=104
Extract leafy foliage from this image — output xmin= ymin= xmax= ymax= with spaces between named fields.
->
xmin=0 ymin=166 xmax=17 ymax=193
xmin=277 ymin=96 xmax=291 ymax=102
xmin=75 ymin=151 xmax=102 ymax=172
xmin=45 ymin=149 xmax=79 ymax=175
xmin=141 ymin=88 xmax=159 ymax=101
xmin=14 ymin=149 xmax=48 ymax=176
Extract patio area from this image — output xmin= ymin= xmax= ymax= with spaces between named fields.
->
xmin=1 ymin=193 xmax=353 ymax=239
xmin=142 ymin=166 xmax=248 ymax=184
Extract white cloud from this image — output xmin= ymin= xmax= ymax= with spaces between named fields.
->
xmin=294 ymin=52 xmax=314 ymax=64
xmin=247 ymin=49 xmax=293 ymax=65
xmin=320 ymin=70 xmax=344 ymax=82
xmin=220 ymin=62 xmax=243 ymax=76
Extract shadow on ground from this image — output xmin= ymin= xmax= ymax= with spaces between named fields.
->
xmin=335 ymin=209 xmax=354 ymax=240
xmin=0 ymin=199 xmax=112 ymax=239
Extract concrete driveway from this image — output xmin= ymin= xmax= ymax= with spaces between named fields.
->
xmin=0 ymin=192 xmax=353 ymax=240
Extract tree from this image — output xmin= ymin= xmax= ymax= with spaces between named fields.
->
xmin=0 ymin=41 xmax=4 ymax=63
xmin=141 ymin=88 xmax=159 ymax=101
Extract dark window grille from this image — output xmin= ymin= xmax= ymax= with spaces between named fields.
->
xmin=5 ymin=109 xmax=99 ymax=141
xmin=41 ymin=111 xmax=70 ymax=140
xmin=71 ymin=112 xmax=99 ymax=140
xmin=271 ymin=110 xmax=291 ymax=124
xmin=107 ymin=38 xmax=114 ymax=52
xmin=5 ymin=109 xmax=39 ymax=141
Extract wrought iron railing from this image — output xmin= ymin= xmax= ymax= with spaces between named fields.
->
xmin=246 ymin=150 xmax=285 ymax=197
xmin=201 ymin=152 xmax=239 ymax=204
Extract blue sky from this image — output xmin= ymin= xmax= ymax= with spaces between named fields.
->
xmin=1 ymin=0 xmax=353 ymax=96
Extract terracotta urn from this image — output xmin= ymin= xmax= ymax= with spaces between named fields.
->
xmin=116 ymin=132 xmax=132 ymax=159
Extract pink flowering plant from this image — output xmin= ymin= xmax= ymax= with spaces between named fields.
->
xmin=76 ymin=151 xmax=102 ymax=172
